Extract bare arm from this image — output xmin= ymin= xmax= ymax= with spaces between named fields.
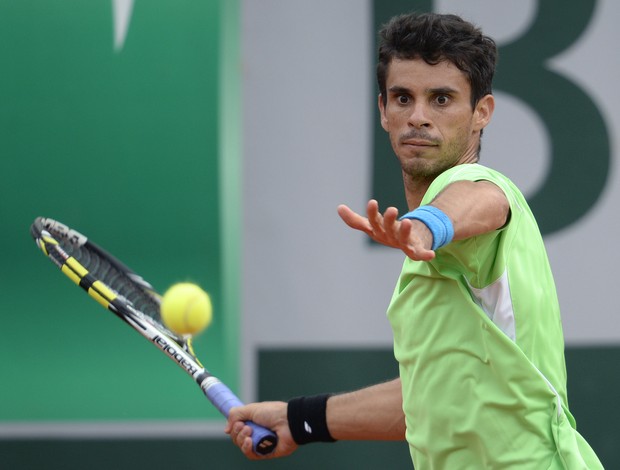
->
xmin=327 ymin=378 xmax=405 ymax=441
xmin=431 ymin=180 xmax=509 ymax=240
xmin=226 ymin=378 xmax=405 ymax=460
xmin=338 ymin=180 xmax=509 ymax=260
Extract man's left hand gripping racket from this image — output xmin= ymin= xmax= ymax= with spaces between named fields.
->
xmin=31 ymin=217 xmax=277 ymax=455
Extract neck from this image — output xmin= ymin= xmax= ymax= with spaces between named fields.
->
xmin=402 ymin=159 xmax=479 ymax=211
xmin=402 ymin=171 xmax=432 ymax=210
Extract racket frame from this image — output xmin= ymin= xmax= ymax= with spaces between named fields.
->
xmin=32 ymin=217 xmax=277 ymax=455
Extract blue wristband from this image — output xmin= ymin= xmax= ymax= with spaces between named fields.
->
xmin=399 ymin=205 xmax=454 ymax=250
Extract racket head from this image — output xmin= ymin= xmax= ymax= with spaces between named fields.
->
xmin=30 ymin=217 xmax=197 ymax=355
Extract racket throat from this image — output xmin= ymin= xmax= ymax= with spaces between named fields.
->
xmin=152 ymin=334 xmax=201 ymax=376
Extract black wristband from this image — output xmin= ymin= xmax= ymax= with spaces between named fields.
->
xmin=287 ymin=394 xmax=336 ymax=444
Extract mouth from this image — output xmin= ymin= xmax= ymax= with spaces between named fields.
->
xmin=401 ymin=139 xmax=438 ymax=149
xmin=400 ymin=132 xmax=439 ymax=147
xmin=403 ymin=139 xmax=434 ymax=146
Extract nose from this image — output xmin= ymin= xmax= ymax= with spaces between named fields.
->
xmin=407 ymin=103 xmax=431 ymax=128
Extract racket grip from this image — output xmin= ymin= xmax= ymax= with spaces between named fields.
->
xmin=202 ymin=378 xmax=278 ymax=455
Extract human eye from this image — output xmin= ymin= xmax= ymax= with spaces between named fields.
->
xmin=434 ymin=94 xmax=451 ymax=106
xmin=396 ymin=94 xmax=410 ymax=105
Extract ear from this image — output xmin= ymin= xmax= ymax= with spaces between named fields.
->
xmin=473 ymin=94 xmax=495 ymax=131
xmin=378 ymin=93 xmax=389 ymax=132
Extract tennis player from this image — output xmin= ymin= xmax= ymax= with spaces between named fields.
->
xmin=226 ymin=12 xmax=603 ymax=469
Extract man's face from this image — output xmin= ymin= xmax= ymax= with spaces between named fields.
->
xmin=379 ymin=57 xmax=491 ymax=180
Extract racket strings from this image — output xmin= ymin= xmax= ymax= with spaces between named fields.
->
xmin=66 ymin=242 xmax=162 ymax=322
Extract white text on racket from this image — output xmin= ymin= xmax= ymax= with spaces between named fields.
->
xmin=152 ymin=335 xmax=199 ymax=375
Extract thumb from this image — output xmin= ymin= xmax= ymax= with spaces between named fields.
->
xmin=226 ymin=403 xmax=257 ymax=429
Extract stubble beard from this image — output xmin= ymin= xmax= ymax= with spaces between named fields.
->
xmin=401 ymin=157 xmax=445 ymax=181
xmin=397 ymin=135 xmax=472 ymax=184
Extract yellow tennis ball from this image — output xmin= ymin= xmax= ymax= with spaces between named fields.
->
xmin=160 ymin=283 xmax=212 ymax=335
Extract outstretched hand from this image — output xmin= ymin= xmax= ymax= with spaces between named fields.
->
xmin=337 ymin=200 xmax=435 ymax=261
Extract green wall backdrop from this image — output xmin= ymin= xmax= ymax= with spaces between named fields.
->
xmin=0 ymin=0 xmax=238 ymax=424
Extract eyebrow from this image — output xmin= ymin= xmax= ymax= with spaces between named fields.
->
xmin=429 ymin=86 xmax=459 ymax=95
xmin=387 ymin=85 xmax=459 ymax=95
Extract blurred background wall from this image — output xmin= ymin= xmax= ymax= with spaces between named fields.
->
xmin=2 ymin=1 xmax=618 ymax=468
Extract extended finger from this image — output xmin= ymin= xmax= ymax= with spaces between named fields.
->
xmin=398 ymin=218 xmax=412 ymax=247
xmin=382 ymin=207 xmax=400 ymax=243
xmin=337 ymin=204 xmax=373 ymax=234
xmin=367 ymin=200 xmax=386 ymax=236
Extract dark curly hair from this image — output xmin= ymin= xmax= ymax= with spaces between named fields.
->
xmin=377 ymin=12 xmax=497 ymax=109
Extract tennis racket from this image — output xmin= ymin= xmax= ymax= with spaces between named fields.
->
xmin=31 ymin=216 xmax=277 ymax=455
